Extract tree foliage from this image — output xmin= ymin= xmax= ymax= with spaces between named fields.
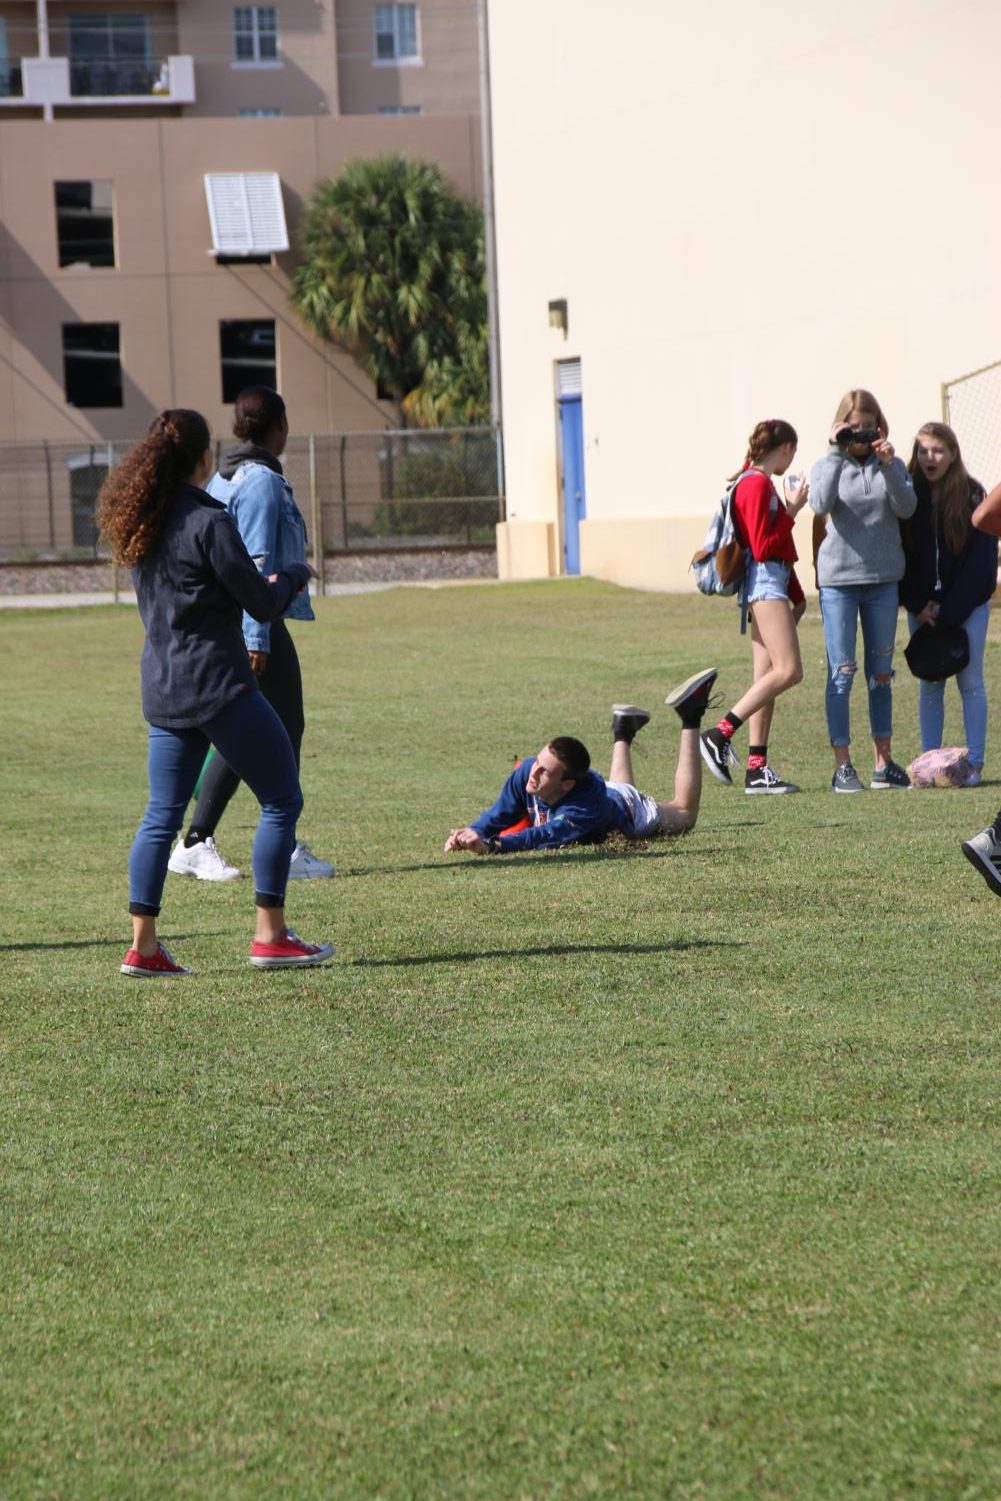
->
xmin=292 ymin=156 xmax=489 ymax=427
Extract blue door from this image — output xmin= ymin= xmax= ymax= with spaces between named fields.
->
xmin=558 ymin=391 xmax=586 ymax=575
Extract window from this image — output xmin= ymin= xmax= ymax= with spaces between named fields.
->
xmin=204 ymin=172 xmax=289 ymax=257
xmin=374 ymin=4 xmax=418 ymax=62
xmin=234 ymin=7 xmax=279 ymax=63
xmin=55 ymin=182 xmax=115 ymax=268
xmin=68 ymin=14 xmax=153 ymax=95
xmin=377 ymin=104 xmax=421 ymax=115
xmin=0 ymin=18 xmax=20 ymax=99
xmin=220 ymin=319 xmax=276 ymax=402
xmin=62 ymin=323 xmax=123 ymax=408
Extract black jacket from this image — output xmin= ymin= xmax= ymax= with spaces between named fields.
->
xmin=132 ymin=485 xmax=311 ymax=728
xmin=900 ymin=476 xmax=997 ymax=627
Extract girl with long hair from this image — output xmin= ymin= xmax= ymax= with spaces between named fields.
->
xmin=700 ymin=418 xmax=808 ymax=793
xmin=98 ymin=409 xmax=334 ymax=976
xmin=901 ymin=421 xmax=997 ymax=784
xmin=168 ymin=386 xmax=333 ymax=883
xmin=809 ymin=388 xmax=917 ymax=791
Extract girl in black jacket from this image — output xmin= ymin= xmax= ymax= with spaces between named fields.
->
xmin=902 ymin=421 xmax=997 ymax=783
xmin=98 ymin=409 xmax=334 ymax=976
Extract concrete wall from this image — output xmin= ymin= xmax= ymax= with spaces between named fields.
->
xmin=487 ymin=0 xmax=1001 ymax=590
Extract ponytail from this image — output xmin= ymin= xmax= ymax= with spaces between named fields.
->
xmin=728 ymin=418 xmax=797 ymax=483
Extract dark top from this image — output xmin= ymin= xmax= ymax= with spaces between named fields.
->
xmin=899 ymin=475 xmax=997 ymax=626
xmin=469 ymin=756 xmax=632 ymax=851
xmin=131 ymin=484 xmax=311 ymax=729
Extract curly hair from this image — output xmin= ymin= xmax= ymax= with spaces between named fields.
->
xmin=97 ymin=410 xmax=210 ymax=565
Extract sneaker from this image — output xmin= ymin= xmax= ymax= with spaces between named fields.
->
xmin=831 ymin=763 xmax=865 ymax=793
xmin=250 ymin=928 xmax=336 ymax=969
xmin=611 ymin=704 xmax=651 ymax=741
xmin=744 ymin=764 xmax=799 ymax=794
xmin=870 ymin=760 xmax=912 ymax=790
xmin=665 ymin=668 xmax=719 ymax=726
xmin=960 ymin=767 xmax=983 ymax=788
xmin=121 ymin=942 xmax=191 ymax=978
xmin=287 ymin=841 xmax=335 ymax=880
xmin=699 ymin=727 xmax=739 ymax=786
xmin=962 ymin=828 xmax=1001 ymax=895
xmin=168 ymin=836 xmax=242 ymax=881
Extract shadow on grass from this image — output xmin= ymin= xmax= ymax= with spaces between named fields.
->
xmin=336 ymin=844 xmax=727 ymax=878
xmin=352 ymin=938 xmax=738 ymax=968
xmin=1 ymin=930 xmax=228 ymax=954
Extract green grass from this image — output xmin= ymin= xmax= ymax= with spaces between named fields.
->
xmin=3 ymin=580 xmax=1000 ymax=1500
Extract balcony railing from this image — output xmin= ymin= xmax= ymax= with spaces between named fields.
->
xmin=2 ymin=53 xmax=195 ymax=107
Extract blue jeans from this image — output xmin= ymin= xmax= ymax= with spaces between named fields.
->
xmin=129 ymin=689 xmax=303 ymax=915
xmin=819 ymin=582 xmax=900 ymax=747
xmin=906 ymin=602 xmax=990 ymax=766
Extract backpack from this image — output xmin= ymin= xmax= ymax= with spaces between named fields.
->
xmin=690 ymin=475 xmax=750 ymax=597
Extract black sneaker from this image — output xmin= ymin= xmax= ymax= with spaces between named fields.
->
xmin=961 ymin=828 xmax=1001 ymax=896
xmin=744 ymin=764 xmax=799 ymax=795
xmin=870 ymin=760 xmax=911 ymax=790
xmin=665 ymin=668 xmax=719 ymax=726
xmin=611 ymin=704 xmax=651 ymax=741
xmin=699 ymin=727 xmax=738 ymax=786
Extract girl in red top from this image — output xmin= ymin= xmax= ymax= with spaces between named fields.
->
xmin=700 ymin=418 xmax=809 ymax=793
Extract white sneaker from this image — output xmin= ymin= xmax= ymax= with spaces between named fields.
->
xmin=167 ymin=836 xmax=242 ymax=881
xmin=961 ymin=828 xmax=1001 ymax=895
xmin=287 ymin=841 xmax=335 ymax=880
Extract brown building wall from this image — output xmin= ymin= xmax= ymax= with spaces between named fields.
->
xmin=0 ymin=113 xmax=482 ymax=445
xmin=335 ymin=0 xmax=479 ymax=116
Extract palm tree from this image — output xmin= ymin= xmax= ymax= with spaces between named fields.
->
xmin=292 ymin=156 xmax=489 ymax=427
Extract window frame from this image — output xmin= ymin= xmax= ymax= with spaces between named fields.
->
xmin=61 ymin=321 xmax=123 ymax=409
xmin=373 ymin=4 xmax=421 ymax=66
xmin=54 ymin=180 xmax=116 ymax=270
xmin=232 ymin=6 xmax=281 ymax=68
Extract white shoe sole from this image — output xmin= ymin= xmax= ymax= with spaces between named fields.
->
xmin=287 ymin=866 xmax=335 ymax=880
xmin=120 ymin=963 xmax=190 ymax=978
xmin=167 ymin=854 xmax=242 ymax=881
xmin=665 ymin=668 xmax=718 ymax=708
xmin=744 ymin=785 xmax=798 ymax=795
xmin=961 ymin=839 xmax=1001 ymax=896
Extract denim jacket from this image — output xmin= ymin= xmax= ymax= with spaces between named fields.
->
xmin=206 ymin=459 xmax=314 ymax=651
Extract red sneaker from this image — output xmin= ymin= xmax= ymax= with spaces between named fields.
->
xmin=120 ymin=942 xmax=191 ymax=978
xmin=249 ymin=928 xmax=335 ymax=969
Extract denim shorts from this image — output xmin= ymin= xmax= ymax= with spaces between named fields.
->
xmin=745 ymin=559 xmax=791 ymax=603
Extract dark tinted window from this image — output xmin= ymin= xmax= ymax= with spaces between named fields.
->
xmin=220 ymin=319 xmax=276 ymax=402
xmin=62 ymin=322 xmax=122 ymax=407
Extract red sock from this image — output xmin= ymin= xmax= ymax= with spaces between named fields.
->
xmin=715 ymin=713 xmax=743 ymax=741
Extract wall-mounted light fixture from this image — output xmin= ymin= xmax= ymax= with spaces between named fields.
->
xmin=548 ymin=298 xmax=568 ymax=337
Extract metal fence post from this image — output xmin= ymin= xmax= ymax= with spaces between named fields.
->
xmin=308 ymin=432 xmax=324 ymax=596
xmin=339 ymin=434 xmax=348 ymax=550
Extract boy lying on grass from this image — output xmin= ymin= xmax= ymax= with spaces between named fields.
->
xmin=444 ymin=669 xmax=717 ymax=856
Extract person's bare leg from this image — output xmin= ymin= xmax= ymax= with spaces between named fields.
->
xmin=254 ymin=906 xmax=288 ymax=944
xmin=608 ymin=738 xmax=634 ymax=785
xmin=131 ymin=914 xmax=158 ymax=957
xmin=728 ymin=600 xmax=802 ymax=725
xmin=656 ymin=727 xmax=702 ymax=834
xmin=747 ymin=610 xmax=775 ymax=747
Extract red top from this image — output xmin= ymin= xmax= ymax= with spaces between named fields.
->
xmin=732 ymin=467 xmax=798 ymax=564
xmin=732 ymin=466 xmax=804 ymax=607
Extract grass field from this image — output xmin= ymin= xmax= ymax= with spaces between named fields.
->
xmin=4 ymin=579 xmax=1000 ymax=1500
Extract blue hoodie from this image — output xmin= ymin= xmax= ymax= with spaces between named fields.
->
xmin=470 ymin=757 xmax=632 ymax=852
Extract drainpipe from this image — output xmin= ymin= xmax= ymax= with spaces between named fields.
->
xmin=477 ymin=0 xmax=504 ymax=496
xmin=37 ymin=0 xmax=53 ymax=121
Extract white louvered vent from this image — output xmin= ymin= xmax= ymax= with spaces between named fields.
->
xmin=204 ymin=172 xmax=289 ymax=257
xmin=556 ymin=358 xmax=582 ymax=397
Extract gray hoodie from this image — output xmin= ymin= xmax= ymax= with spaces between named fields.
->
xmin=809 ymin=447 xmax=916 ymax=588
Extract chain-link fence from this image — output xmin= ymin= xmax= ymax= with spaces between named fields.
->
xmin=942 ymin=361 xmax=1001 ymax=490
xmin=0 ymin=426 xmax=504 ymax=562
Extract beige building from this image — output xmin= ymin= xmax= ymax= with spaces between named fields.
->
xmin=0 ymin=0 xmax=481 ymax=452
xmin=486 ymin=0 xmax=1001 ymax=591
